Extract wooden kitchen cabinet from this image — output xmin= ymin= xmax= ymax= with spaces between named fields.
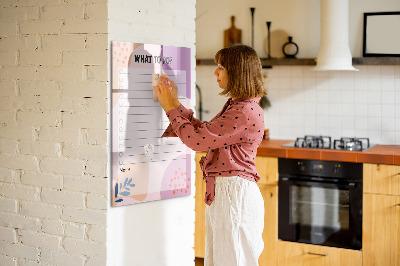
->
xmin=276 ymin=241 xmax=362 ymax=266
xmin=363 ymin=193 xmax=400 ymax=266
xmin=363 ymin=163 xmax=400 ymax=266
xmin=195 ymin=152 xmax=207 ymax=258
xmin=256 ymin=156 xmax=279 ymax=266
xmin=255 ymin=156 xmax=278 ymax=186
xmin=364 ymin=163 xmax=400 ymax=196
xmin=258 ymin=184 xmax=278 ymax=266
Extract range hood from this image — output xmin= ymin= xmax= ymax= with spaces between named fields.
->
xmin=314 ymin=0 xmax=358 ymax=71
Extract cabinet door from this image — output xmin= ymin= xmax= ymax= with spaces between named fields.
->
xmin=364 ymin=164 xmax=400 ymax=196
xmin=363 ymin=193 xmax=400 ymax=266
xmin=195 ymin=152 xmax=207 ymax=258
xmin=277 ymin=241 xmax=362 ymax=266
xmin=255 ymin=156 xmax=278 ymax=186
xmin=259 ymin=185 xmax=278 ymax=266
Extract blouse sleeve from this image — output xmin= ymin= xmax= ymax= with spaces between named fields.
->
xmin=165 ymin=106 xmax=249 ymax=152
xmin=161 ymin=103 xmax=202 ymax=138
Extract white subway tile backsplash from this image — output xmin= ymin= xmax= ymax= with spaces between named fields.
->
xmin=355 ymin=116 xmax=368 ymax=130
xmin=328 ymin=74 xmax=341 ymax=89
xmin=367 ymin=65 xmax=381 ymax=77
xmin=316 ymin=115 xmax=330 ymax=128
xmin=304 ymin=89 xmax=316 ymax=103
xmin=367 ymin=91 xmax=381 ymax=105
xmin=341 ymin=89 xmax=355 ymax=104
xmin=278 ymin=67 xmax=292 ymax=78
xmin=197 ymin=65 xmax=400 ymax=144
xmin=382 ymin=131 xmax=396 ymax=144
xmin=291 ymin=67 xmax=304 ymax=78
xmin=382 ymin=90 xmax=395 ymax=104
xmin=291 ymin=78 xmax=304 ymax=90
xmin=368 ymin=130 xmax=382 ymax=144
xmin=382 ymin=78 xmax=395 ymax=91
xmin=368 ymin=117 xmax=382 ymax=131
xmin=341 ymin=104 xmax=355 ymax=116
xmin=279 ymin=78 xmax=291 ymax=89
xmin=342 ymin=128 xmax=355 ymax=138
xmin=354 ymin=89 xmax=368 ymax=104
xmin=329 ymin=103 xmax=341 ymax=116
xmin=342 ymin=117 xmax=355 ymax=129
xmin=367 ymin=104 xmax=382 ymax=118
xmin=355 ymin=104 xmax=368 ymax=117
xmin=316 ymin=103 xmax=330 ymax=116
xmin=280 ymin=114 xmax=292 ymax=127
xmin=382 ymin=105 xmax=395 ymax=118
xmin=341 ymin=71 xmax=355 ymax=82
xmin=381 ymin=66 xmax=395 ymax=78
xmin=304 ymin=102 xmax=316 ymax=115
xmin=303 ymin=67 xmax=316 ymax=78
xmin=367 ymin=77 xmax=381 ymax=91
xmin=316 ymin=89 xmax=329 ymax=103
xmin=329 ymin=116 xmax=342 ymax=130
xmin=382 ymin=117 xmax=396 ymax=131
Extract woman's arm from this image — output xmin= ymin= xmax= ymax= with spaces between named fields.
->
xmin=165 ymin=107 xmax=249 ymax=152
xmin=156 ymin=75 xmax=203 ymax=137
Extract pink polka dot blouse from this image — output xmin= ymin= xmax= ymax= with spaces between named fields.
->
xmin=162 ymin=97 xmax=265 ymax=205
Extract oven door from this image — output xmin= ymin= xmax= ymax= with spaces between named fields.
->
xmin=278 ymin=176 xmax=362 ymax=250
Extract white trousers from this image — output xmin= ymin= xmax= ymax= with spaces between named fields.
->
xmin=205 ymin=176 xmax=264 ymax=266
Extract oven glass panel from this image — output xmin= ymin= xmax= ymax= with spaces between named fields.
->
xmin=290 ymin=186 xmax=350 ymax=243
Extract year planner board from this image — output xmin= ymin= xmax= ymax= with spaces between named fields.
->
xmin=111 ymin=42 xmax=192 ymax=207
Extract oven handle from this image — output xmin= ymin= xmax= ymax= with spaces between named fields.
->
xmin=280 ymin=177 xmax=357 ymax=189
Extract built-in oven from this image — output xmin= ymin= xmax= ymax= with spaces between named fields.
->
xmin=278 ymin=158 xmax=363 ymax=250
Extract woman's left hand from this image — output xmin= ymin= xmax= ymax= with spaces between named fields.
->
xmin=153 ymin=78 xmax=175 ymax=113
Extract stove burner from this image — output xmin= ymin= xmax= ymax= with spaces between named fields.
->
xmin=286 ymin=136 xmax=372 ymax=151
xmin=333 ymin=137 xmax=370 ymax=151
xmin=295 ymin=135 xmax=332 ymax=149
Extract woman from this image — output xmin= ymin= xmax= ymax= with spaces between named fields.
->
xmin=153 ymin=44 xmax=266 ymax=266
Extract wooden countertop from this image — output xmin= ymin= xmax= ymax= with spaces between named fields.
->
xmin=257 ymin=139 xmax=400 ymax=165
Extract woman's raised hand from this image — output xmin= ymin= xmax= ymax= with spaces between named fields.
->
xmin=153 ymin=75 xmax=175 ymax=113
xmin=160 ymin=74 xmax=180 ymax=108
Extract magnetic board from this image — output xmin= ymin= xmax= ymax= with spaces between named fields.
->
xmin=111 ymin=42 xmax=192 ymax=207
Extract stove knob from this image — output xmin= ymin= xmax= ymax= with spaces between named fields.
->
xmin=334 ymin=164 xmax=341 ymax=174
xmin=298 ymin=161 xmax=305 ymax=171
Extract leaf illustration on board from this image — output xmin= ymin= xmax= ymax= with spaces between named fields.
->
xmin=114 ymin=177 xmax=136 ymax=201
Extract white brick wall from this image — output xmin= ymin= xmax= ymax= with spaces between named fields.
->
xmin=0 ymin=0 xmax=108 ymax=265
xmin=1 ymin=0 xmax=197 ymax=264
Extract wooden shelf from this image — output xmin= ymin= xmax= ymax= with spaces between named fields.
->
xmin=352 ymin=57 xmax=400 ymax=65
xmin=196 ymin=57 xmax=400 ymax=67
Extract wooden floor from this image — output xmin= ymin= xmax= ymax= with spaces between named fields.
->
xmin=195 ymin=257 xmax=204 ymax=266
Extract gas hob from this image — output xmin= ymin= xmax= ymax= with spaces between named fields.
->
xmin=282 ymin=135 xmax=374 ymax=151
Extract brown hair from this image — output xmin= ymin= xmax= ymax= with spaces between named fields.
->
xmin=214 ymin=44 xmax=266 ymax=99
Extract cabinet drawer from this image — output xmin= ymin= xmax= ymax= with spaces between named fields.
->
xmin=364 ymin=164 xmax=400 ymax=196
xmin=255 ymin=156 xmax=278 ymax=186
xmin=277 ymin=241 xmax=362 ymax=266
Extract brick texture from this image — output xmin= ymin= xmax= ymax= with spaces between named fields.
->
xmin=0 ymin=0 xmax=197 ymax=264
xmin=0 ymin=1 xmax=108 ymax=264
